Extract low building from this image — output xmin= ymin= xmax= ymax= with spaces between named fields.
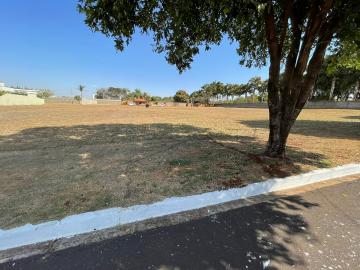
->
xmin=0 ymin=81 xmax=44 ymax=106
xmin=0 ymin=81 xmax=39 ymax=96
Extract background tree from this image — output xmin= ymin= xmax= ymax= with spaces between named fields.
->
xmin=95 ymin=87 xmax=129 ymax=100
xmin=247 ymin=77 xmax=267 ymax=102
xmin=78 ymin=85 xmax=85 ymax=101
xmin=313 ymin=61 xmax=360 ymax=101
xmin=79 ymin=0 xmax=360 ymax=157
xmin=190 ymin=90 xmax=207 ymax=104
xmin=126 ymin=89 xmax=150 ymax=100
xmin=74 ymin=95 xmax=81 ymax=103
xmin=150 ymin=96 xmax=161 ymax=101
xmin=143 ymin=91 xmax=151 ymax=101
xmin=326 ymin=39 xmax=360 ymax=100
xmin=133 ymin=89 xmax=143 ymax=99
xmin=174 ymin=90 xmax=190 ymax=103
xmin=193 ymin=82 xmax=252 ymax=103
xmin=36 ymin=89 xmax=54 ymax=99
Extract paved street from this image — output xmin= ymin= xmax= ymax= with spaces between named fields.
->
xmin=1 ymin=178 xmax=359 ymax=270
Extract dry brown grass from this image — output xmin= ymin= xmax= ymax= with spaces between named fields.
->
xmin=0 ymin=104 xmax=359 ymax=228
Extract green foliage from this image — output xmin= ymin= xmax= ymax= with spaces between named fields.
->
xmin=247 ymin=76 xmax=267 ymax=102
xmin=329 ymin=22 xmax=360 ymax=71
xmin=150 ymin=96 xmax=161 ymax=102
xmin=9 ymin=91 xmax=28 ymax=96
xmin=169 ymin=159 xmax=192 ymax=166
xmin=74 ymin=95 xmax=81 ymax=102
xmin=133 ymin=89 xmax=143 ymax=99
xmin=78 ymin=85 xmax=85 ymax=100
xmin=78 ymin=0 xmax=360 ymax=156
xmin=127 ymin=89 xmax=151 ymax=100
xmin=313 ymin=58 xmax=360 ymax=101
xmin=142 ymin=91 xmax=151 ymax=101
xmin=95 ymin=87 xmax=129 ymax=99
xmin=173 ymin=90 xmax=190 ymax=103
xmin=36 ymin=89 xmax=54 ymax=99
xmin=94 ymin=86 xmax=174 ymax=102
xmin=159 ymin=96 xmax=174 ymax=102
xmin=191 ymin=77 xmax=267 ymax=104
xmin=78 ymin=1 xmax=360 ymax=73
xmin=0 ymin=90 xmax=6 ymax=96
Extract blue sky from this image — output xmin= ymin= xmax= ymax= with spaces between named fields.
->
xmin=0 ymin=0 xmax=268 ymax=98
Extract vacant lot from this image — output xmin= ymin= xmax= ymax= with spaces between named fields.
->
xmin=0 ymin=104 xmax=359 ymax=228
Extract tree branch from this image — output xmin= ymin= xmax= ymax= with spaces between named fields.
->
xmin=294 ymin=0 xmax=334 ymax=77
xmin=283 ymin=14 xmax=301 ymax=91
xmin=278 ymin=0 xmax=291 ymax=54
xmin=264 ymin=1 xmax=279 ymax=62
xmin=296 ymin=15 xmax=339 ymax=111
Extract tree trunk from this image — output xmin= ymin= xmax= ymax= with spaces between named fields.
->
xmin=329 ymin=77 xmax=336 ymax=101
xmin=262 ymin=0 xmax=337 ymax=158
xmin=266 ymin=114 xmax=293 ymax=158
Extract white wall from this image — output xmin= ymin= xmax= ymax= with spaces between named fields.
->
xmin=0 ymin=93 xmax=44 ymax=106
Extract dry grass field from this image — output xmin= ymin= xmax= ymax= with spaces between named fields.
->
xmin=0 ymin=104 xmax=359 ymax=228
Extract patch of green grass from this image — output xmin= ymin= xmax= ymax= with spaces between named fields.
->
xmin=169 ymin=158 xmax=192 ymax=166
xmin=89 ymin=194 xmax=113 ymax=211
xmin=319 ymin=159 xmax=332 ymax=168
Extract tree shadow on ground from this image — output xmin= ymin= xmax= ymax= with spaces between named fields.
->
xmin=1 ymin=194 xmax=320 ymax=270
xmin=240 ymin=120 xmax=360 ymax=140
xmin=0 ymin=123 xmax=328 ymax=228
xmin=342 ymin=115 xmax=360 ymax=120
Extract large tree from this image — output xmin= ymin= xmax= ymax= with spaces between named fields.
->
xmin=78 ymin=0 xmax=360 ymax=157
xmin=95 ymin=87 xmax=129 ymax=99
xmin=174 ymin=90 xmax=190 ymax=103
xmin=313 ymin=56 xmax=360 ymax=101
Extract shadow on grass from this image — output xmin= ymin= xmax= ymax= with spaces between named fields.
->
xmin=2 ymin=194 xmax=319 ymax=270
xmin=0 ymin=123 xmax=327 ymax=268
xmin=0 ymin=123 xmax=329 ymax=175
xmin=342 ymin=115 xmax=360 ymax=120
xmin=0 ymin=123 xmax=328 ymax=229
xmin=240 ymin=120 xmax=360 ymax=140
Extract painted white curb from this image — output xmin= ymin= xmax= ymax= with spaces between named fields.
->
xmin=1 ymin=163 xmax=359 ymax=251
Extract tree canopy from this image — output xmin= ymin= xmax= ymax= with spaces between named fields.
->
xmin=95 ymin=87 xmax=129 ymax=99
xmin=79 ymin=0 xmax=359 ymax=71
xmin=313 ymin=56 xmax=360 ymax=100
xmin=34 ymin=89 xmax=53 ymax=99
xmin=173 ymin=90 xmax=190 ymax=103
xmin=190 ymin=78 xmax=267 ymax=104
xmin=78 ymin=0 xmax=360 ymax=157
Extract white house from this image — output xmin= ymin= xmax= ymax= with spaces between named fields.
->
xmin=0 ymin=81 xmax=44 ymax=106
xmin=0 ymin=81 xmax=39 ymax=96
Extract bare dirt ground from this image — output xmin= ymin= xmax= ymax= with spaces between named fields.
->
xmin=0 ymin=104 xmax=359 ymax=228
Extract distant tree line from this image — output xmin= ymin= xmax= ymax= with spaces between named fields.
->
xmin=95 ymin=87 xmax=173 ymax=102
xmin=179 ymin=62 xmax=360 ymax=105
xmin=172 ymin=77 xmax=268 ymax=105
xmin=193 ymin=77 xmax=267 ymax=104
xmin=94 ymin=63 xmax=360 ymax=106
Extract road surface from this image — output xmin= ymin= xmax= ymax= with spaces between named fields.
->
xmin=1 ymin=178 xmax=359 ymax=270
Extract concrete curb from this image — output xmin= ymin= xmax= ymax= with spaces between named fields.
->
xmin=1 ymin=163 xmax=359 ymax=252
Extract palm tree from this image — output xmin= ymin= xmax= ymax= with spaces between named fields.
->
xmin=79 ymin=85 xmax=85 ymax=101
xmin=133 ymin=89 xmax=142 ymax=99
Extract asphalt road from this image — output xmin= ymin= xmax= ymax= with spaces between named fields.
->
xmin=2 ymin=179 xmax=359 ymax=270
